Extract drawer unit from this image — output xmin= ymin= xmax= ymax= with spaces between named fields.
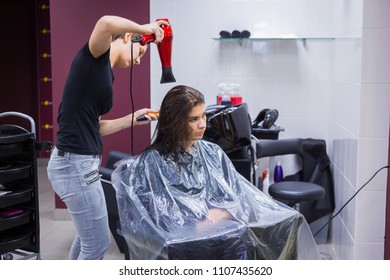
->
xmin=0 ymin=112 xmax=52 ymax=260
xmin=0 ymin=210 xmax=32 ymax=232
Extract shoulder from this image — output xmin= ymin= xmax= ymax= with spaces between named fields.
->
xmin=85 ymin=41 xmax=110 ymax=62
xmin=197 ymin=140 xmax=227 ymax=160
xmin=71 ymin=42 xmax=108 ymax=65
xmin=198 ymin=140 xmax=224 ymax=153
xmin=139 ymin=149 xmax=165 ymax=167
xmin=113 ymin=150 xmax=160 ymax=177
xmin=142 ymin=148 xmax=161 ymax=159
xmin=79 ymin=42 xmax=93 ymax=58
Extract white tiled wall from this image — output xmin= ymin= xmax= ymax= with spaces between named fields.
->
xmin=150 ymin=0 xmax=334 ymax=141
xmin=330 ymin=0 xmax=390 ymax=260
xmin=150 ymin=0 xmax=390 ymax=259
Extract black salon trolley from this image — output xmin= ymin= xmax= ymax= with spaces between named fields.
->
xmin=0 ymin=112 xmax=52 ymax=260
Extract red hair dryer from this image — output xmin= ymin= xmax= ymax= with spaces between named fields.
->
xmin=133 ymin=18 xmax=176 ymax=84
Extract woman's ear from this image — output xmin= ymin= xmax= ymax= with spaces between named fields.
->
xmin=124 ymin=32 xmax=133 ymax=43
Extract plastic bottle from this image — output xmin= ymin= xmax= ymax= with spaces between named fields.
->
xmin=220 ymin=84 xmax=232 ymax=106
xmin=221 ymin=94 xmax=232 ymax=106
xmin=262 ymin=168 xmax=270 ymax=196
xmin=229 ymin=83 xmax=242 ymax=105
xmin=273 ymin=161 xmax=283 ymax=183
xmin=217 ymin=83 xmax=226 ymax=105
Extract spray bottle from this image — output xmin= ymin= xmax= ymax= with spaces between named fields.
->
xmin=273 ymin=161 xmax=283 ymax=183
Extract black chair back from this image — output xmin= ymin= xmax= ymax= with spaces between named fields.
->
xmin=256 ymin=138 xmax=335 ymax=224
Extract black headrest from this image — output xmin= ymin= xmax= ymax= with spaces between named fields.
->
xmin=203 ymin=103 xmax=252 ymax=154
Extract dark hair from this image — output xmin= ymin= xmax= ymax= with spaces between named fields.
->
xmin=112 ymin=33 xmax=140 ymax=41
xmin=148 ymin=85 xmax=205 ymax=157
xmin=112 ymin=34 xmax=125 ymax=41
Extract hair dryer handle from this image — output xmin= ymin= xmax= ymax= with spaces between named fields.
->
xmin=133 ymin=19 xmax=172 ymax=46
xmin=137 ymin=34 xmax=155 ymax=46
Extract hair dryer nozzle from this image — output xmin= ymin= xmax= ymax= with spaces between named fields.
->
xmin=160 ymin=66 xmax=176 ymax=83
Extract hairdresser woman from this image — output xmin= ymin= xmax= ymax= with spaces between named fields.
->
xmin=47 ymin=15 xmax=168 ymax=260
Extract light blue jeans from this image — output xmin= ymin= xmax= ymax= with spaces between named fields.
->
xmin=47 ymin=146 xmax=110 ymax=260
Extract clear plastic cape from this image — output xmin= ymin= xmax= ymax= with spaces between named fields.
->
xmin=112 ymin=140 xmax=320 ymax=260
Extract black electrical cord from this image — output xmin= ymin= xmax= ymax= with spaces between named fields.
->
xmin=129 ymin=42 xmax=135 ymax=156
xmin=313 ymin=165 xmax=390 ymax=237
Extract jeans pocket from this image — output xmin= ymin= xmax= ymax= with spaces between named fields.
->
xmin=76 ymin=157 xmax=101 ymax=187
xmin=84 ymin=170 xmax=101 ymax=185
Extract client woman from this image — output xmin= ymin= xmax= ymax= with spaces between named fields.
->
xmin=112 ymin=85 xmax=320 ymax=260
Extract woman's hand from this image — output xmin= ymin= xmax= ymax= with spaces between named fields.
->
xmin=196 ymin=208 xmax=233 ymax=231
xmin=141 ymin=19 xmax=169 ymax=43
xmin=132 ymin=108 xmax=159 ymax=125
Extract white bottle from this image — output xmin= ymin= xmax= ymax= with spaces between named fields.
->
xmin=262 ymin=168 xmax=270 ymax=197
xmin=221 ymin=84 xmax=232 ymax=106
xmin=229 ymin=83 xmax=242 ymax=105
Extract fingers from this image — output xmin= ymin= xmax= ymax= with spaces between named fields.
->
xmin=134 ymin=109 xmax=159 ymax=123
xmin=145 ymin=111 xmax=159 ymax=121
xmin=153 ymin=22 xmax=165 ymax=43
xmin=148 ymin=20 xmax=169 ymax=44
xmin=156 ymin=19 xmax=169 ymax=27
xmin=144 ymin=108 xmax=159 ymax=117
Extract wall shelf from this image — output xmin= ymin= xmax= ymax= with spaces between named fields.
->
xmin=212 ymin=37 xmax=335 ymax=41
xmin=213 ymin=37 xmax=335 ymax=47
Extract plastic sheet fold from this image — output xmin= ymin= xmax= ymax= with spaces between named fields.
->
xmin=112 ymin=140 xmax=320 ymax=259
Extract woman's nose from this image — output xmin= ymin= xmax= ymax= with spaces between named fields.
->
xmin=134 ymin=58 xmax=141 ymax=65
xmin=199 ymin=119 xmax=206 ymax=128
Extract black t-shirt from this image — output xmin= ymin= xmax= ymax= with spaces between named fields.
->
xmin=56 ymin=43 xmax=114 ymax=155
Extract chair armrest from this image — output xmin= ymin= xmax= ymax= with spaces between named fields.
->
xmin=106 ymin=150 xmax=132 ymax=169
xmin=100 ymin=166 xmax=113 ymax=181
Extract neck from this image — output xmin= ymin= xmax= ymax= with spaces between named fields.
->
xmin=109 ymin=41 xmax=120 ymax=67
xmin=186 ymin=141 xmax=195 ymax=151
xmin=109 ymin=50 xmax=117 ymax=68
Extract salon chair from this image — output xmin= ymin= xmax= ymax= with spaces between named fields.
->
xmin=99 ymin=150 xmax=132 ymax=259
xmin=256 ymin=138 xmax=335 ymax=226
xmin=204 ymin=103 xmax=254 ymax=182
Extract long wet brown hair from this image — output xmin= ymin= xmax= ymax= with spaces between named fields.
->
xmin=148 ymin=85 xmax=205 ymax=157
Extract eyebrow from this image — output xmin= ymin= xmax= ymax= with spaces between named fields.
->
xmin=188 ymin=111 xmax=206 ymax=119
